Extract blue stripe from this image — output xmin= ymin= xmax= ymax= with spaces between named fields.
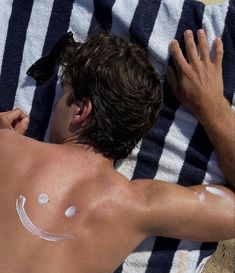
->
xmin=222 ymin=0 xmax=235 ymax=103
xmin=140 ymin=1 xmax=205 ymax=272
xmin=26 ymin=0 xmax=74 ymax=140
xmin=114 ymin=264 xmax=123 ymax=273
xmin=145 ymin=238 xmax=180 ymax=273
xmin=88 ymin=0 xmax=116 ymax=35
xmin=132 ymin=109 xmax=174 ymax=179
xmin=178 ymin=125 xmax=212 ymax=186
xmin=196 ymin=242 xmax=218 ymax=268
xmin=0 ymin=0 xmax=34 ymax=111
xmin=129 ymin=0 xmax=161 ymax=48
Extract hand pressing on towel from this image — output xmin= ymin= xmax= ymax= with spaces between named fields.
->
xmin=0 ymin=108 xmax=29 ymax=134
xmin=168 ymin=29 xmax=226 ymax=121
xmin=167 ymin=29 xmax=235 ymax=189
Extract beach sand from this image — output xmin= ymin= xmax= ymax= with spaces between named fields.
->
xmin=203 ymin=240 xmax=235 ymax=273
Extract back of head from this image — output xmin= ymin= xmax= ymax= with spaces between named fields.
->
xmin=60 ymin=33 xmax=163 ymax=160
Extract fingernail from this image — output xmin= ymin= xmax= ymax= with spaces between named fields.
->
xmin=185 ymin=30 xmax=192 ymax=35
xmin=198 ymin=29 xmax=204 ymax=35
xmin=170 ymin=39 xmax=177 ymax=45
xmin=24 ymin=117 xmax=29 ymax=122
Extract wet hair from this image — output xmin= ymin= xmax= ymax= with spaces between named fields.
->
xmin=60 ymin=33 xmax=163 ymax=160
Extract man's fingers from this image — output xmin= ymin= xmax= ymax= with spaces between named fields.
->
xmin=184 ymin=30 xmax=199 ymax=64
xmin=197 ymin=29 xmax=210 ymax=63
xmin=14 ymin=117 xmax=29 ymax=134
xmin=0 ymin=115 xmax=12 ymax=128
xmin=4 ymin=108 xmax=27 ymax=121
xmin=170 ymin=39 xmax=189 ymax=73
xmin=213 ymin=37 xmax=224 ymax=67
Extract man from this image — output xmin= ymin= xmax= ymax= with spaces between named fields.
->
xmin=0 ymin=30 xmax=234 ymax=273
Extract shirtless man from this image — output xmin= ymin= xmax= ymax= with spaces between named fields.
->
xmin=0 ymin=29 xmax=234 ymax=273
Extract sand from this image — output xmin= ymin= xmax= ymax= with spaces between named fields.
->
xmin=203 ymin=240 xmax=235 ymax=273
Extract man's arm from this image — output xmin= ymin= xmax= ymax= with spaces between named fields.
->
xmin=167 ymin=29 xmax=235 ymax=188
xmin=134 ymin=179 xmax=235 ymax=242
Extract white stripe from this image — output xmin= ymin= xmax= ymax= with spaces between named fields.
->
xmin=154 ymin=107 xmax=198 ymax=182
xmin=195 ymin=256 xmax=211 ymax=273
xmin=232 ymin=93 xmax=235 ymax=110
xmin=204 ymin=151 xmax=225 ymax=184
xmin=122 ymin=237 xmax=156 ymax=273
xmin=169 ymin=241 xmax=202 ymax=273
xmin=148 ymin=0 xmax=185 ymax=74
xmin=115 ymin=140 xmax=142 ymax=181
xmin=68 ymin=0 xmax=94 ymax=42
xmin=111 ymin=0 xmax=139 ymax=41
xmin=0 ymin=0 xmax=13 ymax=72
xmin=13 ymin=0 xmax=55 ymax=114
xmin=202 ymin=0 xmax=230 ymax=185
xmin=202 ymin=0 xmax=229 ymax=57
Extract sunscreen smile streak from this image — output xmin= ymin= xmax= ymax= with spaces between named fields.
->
xmin=16 ymin=195 xmax=72 ymax=242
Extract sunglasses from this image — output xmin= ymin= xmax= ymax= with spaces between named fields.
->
xmin=26 ymin=31 xmax=76 ymax=86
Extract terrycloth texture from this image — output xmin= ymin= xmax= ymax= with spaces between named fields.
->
xmin=0 ymin=1 xmax=234 ymax=273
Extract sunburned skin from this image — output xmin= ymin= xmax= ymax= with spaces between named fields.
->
xmin=16 ymin=195 xmax=73 ymax=242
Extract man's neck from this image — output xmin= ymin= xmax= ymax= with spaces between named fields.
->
xmin=60 ymin=141 xmax=114 ymax=169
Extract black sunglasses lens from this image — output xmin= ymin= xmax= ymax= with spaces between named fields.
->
xmin=26 ymin=32 xmax=75 ymax=85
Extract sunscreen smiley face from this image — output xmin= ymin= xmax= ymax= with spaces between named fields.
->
xmin=16 ymin=195 xmax=73 ymax=242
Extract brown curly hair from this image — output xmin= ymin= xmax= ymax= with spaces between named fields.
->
xmin=60 ymin=33 xmax=163 ymax=160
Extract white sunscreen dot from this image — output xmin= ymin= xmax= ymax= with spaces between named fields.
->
xmin=205 ymin=186 xmax=225 ymax=197
xmin=38 ymin=193 xmax=49 ymax=205
xmin=65 ymin=206 xmax=77 ymax=218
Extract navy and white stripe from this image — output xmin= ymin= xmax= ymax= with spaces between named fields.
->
xmin=0 ymin=0 xmax=34 ymax=111
xmin=0 ymin=1 xmax=234 ymax=273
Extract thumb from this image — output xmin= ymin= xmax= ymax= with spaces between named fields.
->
xmin=15 ymin=117 xmax=29 ymax=134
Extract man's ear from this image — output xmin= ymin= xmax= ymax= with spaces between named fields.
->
xmin=71 ymin=99 xmax=92 ymax=125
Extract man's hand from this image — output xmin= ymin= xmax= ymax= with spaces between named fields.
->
xmin=0 ymin=108 xmax=29 ymax=134
xmin=167 ymin=29 xmax=227 ymax=121
xmin=167 ymin=29 xmax=235 ymax=188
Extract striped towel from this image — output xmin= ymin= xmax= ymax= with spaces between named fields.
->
xmin=0 ymin=0 xmax=234 ymax=272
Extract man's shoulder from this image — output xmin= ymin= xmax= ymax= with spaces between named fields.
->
xmin=0 ymin=129 xmax=42 ymax=155
xmin=0 ymin=129 xmax=33 ymax=144
xmin=0 ymin=129 xmax=57 ymax=171
xmin=0 ymin=128 xmax=17 ymax=139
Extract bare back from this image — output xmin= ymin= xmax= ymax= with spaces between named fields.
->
xmin=1 ymin=131 xmax=234 ymax=273
xmin=0 ymin=132 xmax=146 ymax=273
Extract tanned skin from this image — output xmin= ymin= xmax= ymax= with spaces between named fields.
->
xmin=0 ymin=30 xmax=234 ymax=273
